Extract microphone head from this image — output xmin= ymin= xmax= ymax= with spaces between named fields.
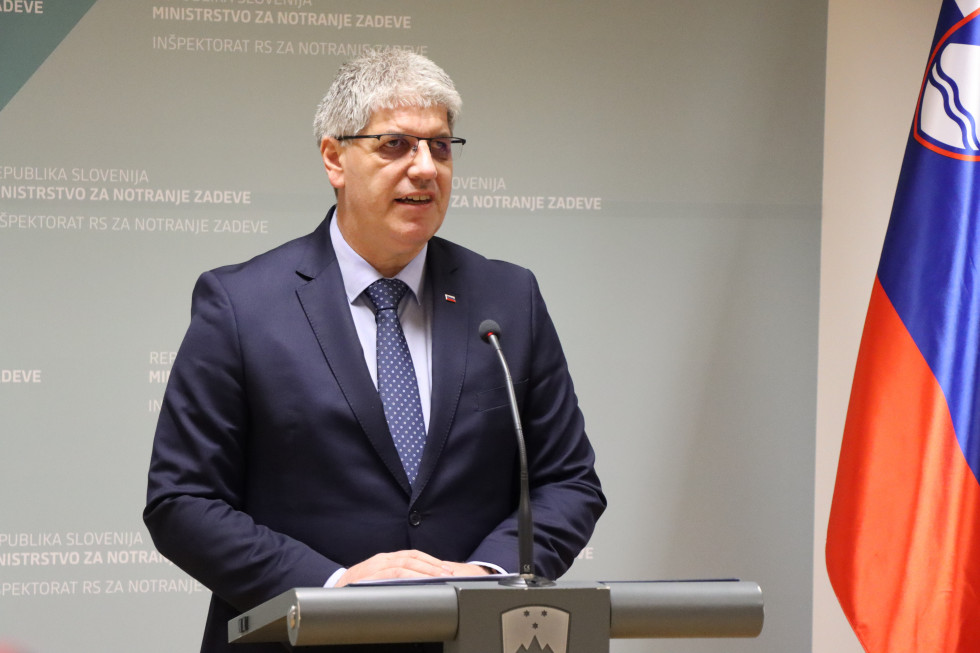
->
xmin=479 ymin=319 xmax=502 ymax=343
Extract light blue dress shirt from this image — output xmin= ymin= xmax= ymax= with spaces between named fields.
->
xmin=329 ymin=216 xmax=432 ymax=430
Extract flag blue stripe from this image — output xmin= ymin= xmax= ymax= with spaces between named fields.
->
xmin=875 ymin=2 xmax=980 ymax=480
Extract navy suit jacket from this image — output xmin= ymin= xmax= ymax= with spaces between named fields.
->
xmin=144 ymin=211 xmax=605 ymax=652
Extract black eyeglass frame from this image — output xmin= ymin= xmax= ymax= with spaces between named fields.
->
xmin=334 ymin=133 xmax=466 ymax=162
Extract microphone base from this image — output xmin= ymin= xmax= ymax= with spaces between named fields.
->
xmin=499 ymin=574 xmax=556 ymax=588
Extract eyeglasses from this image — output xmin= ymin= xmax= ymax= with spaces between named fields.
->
xmin=335 ymin=133 xmax=465 ymax=163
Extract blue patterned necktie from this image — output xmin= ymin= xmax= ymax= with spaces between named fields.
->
xmin=363 ymin=278 xmax=426 ymax=485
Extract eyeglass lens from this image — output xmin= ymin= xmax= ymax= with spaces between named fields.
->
xmin=376 ymin=135 xmax=462 ymax=162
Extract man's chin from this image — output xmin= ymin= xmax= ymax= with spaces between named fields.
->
xmin=391 ymin=206 xmax=445 ymax=232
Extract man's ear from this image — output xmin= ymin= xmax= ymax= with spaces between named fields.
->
xmin=320 ymin=137 xmax=345 ymax=189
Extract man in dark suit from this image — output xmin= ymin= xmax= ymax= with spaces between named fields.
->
xmin=143 ymin=50 xmax=605 ymax=652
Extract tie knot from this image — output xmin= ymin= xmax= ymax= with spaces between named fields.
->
xmin=364 ymin=278 xmax=409 ymax=312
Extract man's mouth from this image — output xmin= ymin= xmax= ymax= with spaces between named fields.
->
xmin=396 ymin=195 xmax=433 ymax=205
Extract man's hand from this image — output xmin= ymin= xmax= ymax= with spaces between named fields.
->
xmin=335 ymin=551 xmax=491 ymax=588
xmin=440 ymin=561 xmax=493 ymax=577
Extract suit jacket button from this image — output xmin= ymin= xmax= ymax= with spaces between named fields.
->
xmin=409 ymin=511 xmax=422 ymax=527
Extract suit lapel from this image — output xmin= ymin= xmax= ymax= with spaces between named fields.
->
xmin=294 ymin=213 xmax=412 ymax=494
xmin=414 ymin=238 xmax=468 ymax=498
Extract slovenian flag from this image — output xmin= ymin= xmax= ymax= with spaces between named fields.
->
xmin=826 ymin=1 xmax=980 ymax=650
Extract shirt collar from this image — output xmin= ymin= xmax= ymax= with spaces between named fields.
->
xmin=329 ymin=211 xmax=427 ymax=305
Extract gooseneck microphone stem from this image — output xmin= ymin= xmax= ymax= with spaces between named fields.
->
xmin=479 ymin=319 xmax=554 ymax=588
xmin=487 ymin=332 xmax=533 ymax=577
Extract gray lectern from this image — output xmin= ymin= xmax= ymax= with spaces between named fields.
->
xmin=229 ymin=579 xmax=763 ymax=651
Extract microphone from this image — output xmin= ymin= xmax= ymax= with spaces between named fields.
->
xmin=478 ymin=319 xmax=554 ymax=587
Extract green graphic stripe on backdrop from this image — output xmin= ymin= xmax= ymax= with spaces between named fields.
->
xmin=0 ymin=0 xmax=99 ymax=112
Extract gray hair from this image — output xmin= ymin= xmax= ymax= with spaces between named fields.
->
xmin=313 ymin=49 xmax=462 ymax=145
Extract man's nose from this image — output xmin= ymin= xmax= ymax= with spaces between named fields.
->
xmin=409 ymin=140 xmax=439 ymax=179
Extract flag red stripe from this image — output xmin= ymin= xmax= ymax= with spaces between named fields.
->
xmin=827 ymin=277 xmax=980 ymax=652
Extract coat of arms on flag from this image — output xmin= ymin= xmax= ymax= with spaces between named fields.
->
xmin=500 ymin=605 xmax=569 ymax=653
xmin=915 ymin=0 xmax=980 ymax=159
